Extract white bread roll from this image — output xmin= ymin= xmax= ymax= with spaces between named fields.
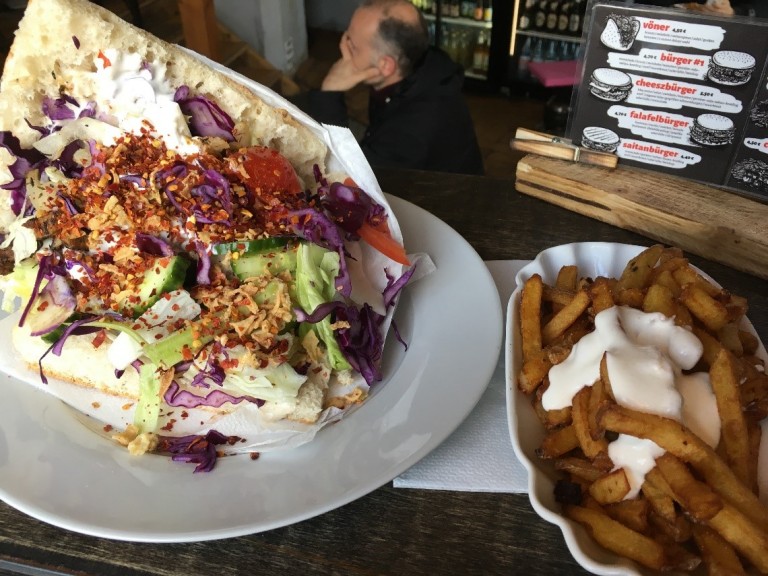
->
xmin=11 ymin=321 xmax=142 ymax=398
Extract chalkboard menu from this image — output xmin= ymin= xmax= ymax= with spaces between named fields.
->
xmin=568 ymin=2 xmax=768 ymax=202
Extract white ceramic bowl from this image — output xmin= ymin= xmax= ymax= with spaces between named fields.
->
xmin=504 ymin=242 xmax=767 ymax=576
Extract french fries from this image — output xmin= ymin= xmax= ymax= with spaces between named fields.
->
xmin=516 ymin=244 xmax=768 ymax=574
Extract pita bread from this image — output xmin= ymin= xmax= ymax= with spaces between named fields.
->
xmin=0 ymin=0 xmax=409 ymax=450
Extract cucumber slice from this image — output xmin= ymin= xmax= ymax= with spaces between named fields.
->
xmin=231 ymin=245 xmax=298 ymax=281
xmin=133 ymin=255 xmax=190 ymax=317
xmin=143 ymin=326 xmax=214 ymax=368
xmin=211 ymin=237 xmax=290 ymax=256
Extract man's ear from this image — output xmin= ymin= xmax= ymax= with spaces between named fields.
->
xmin=377 ymin=54 xmax=398 ymax=78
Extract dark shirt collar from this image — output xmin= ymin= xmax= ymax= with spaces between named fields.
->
xmin=370 ymin=79 xmax=403 ymax=106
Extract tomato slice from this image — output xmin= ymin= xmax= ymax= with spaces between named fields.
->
xmin=233 ymin=146 xmax=303 ymax=197
xmin=358 ymin=221 xmax=410 ymax=266
xmin=341 ymin=177 xmax=405 ymax=263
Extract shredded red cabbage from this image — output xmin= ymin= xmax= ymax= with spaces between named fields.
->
xmin=293 ymin=265 xmax=416 ymax=384
xmin=383 ymin=264 xmax=417 ymax=309
xmin=157 ymin=429 xmax=237 ymax=473
xmin=36 ymin=314 xmax=105 ymax=384
xmin=294 ymin=300 xmax=384 ymax=385
xmin=51 ymin=140 xmax=87 ymax=179
xmin=135 ymin=233 xmax=174 ymax=257
xmin=189 ymin=348 xmax=225 ymax=388
xmin=0 ymin=131 xmax=45 ymax=215
xmin=335 ymin=303 xmax=385 ymax=384
xmin=188 ymin=169 xmax=233 ymax=226
xmin=319 ymin=181 xmax=388 ymax=235
xmin=164 ymin=381 xmax=262 ymax=409
xmin=29 ymin=275 xmax=76 ymax=337
xmin=42 ymin=95 xmax=78 ymax=121
xmin=25 ymin=118 xmax=51 ymax=137
xmin=58 ymin=192 xmax=80 ymax=215
xmin=64 ymin=255 xmax=95 ymax=279
xmin=78 ymin=101 xmax=97 ymax=119
xmin=312 ymin=163 xmax=327 ymax=187
xmin=174 ymin=85 xmax=235 ymax=142
xmin=157 ymin=163 xmax=189 ymax=214
xmin=194 ymin=240 xmax=212 ymax=285
xmin=20 ymin=254 xmax=55 ymax=327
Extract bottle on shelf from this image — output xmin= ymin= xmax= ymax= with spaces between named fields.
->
xmin=545 ymin=0 xmax=559 ymax=32
xmin=531 ymin=37 xmax=544 ymax=63
xmin=533 ymin=0 xmax=547 ymax=30
xmin=557 ymin=1 xmax=570 ymax=34
xmin=472 ymin=29 xmax=490 ymax=74
xmin=568 ymin=0 xmax=584 ymax=35
xmin=483 ymin=0 xmax=492 ymax=21
xmin=556 ymin=40 xmax=568 ymax=60
xmin=460 ymin=0 xmax=473 ymax=18
xmin=451 ymin=0 xmax=461 ymax=17
xmin=474 ymin=0 xmax=484 ymax=20
xmin=517 ymin=0 xmax=535 ymax=31
xmin=517 ymin=36 xmax=532 ymax=80
xmin=543 ymin=39 xmax=558 ymax=62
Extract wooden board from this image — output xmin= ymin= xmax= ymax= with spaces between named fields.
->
xmin=515 ymin=154 xmax=768 ymax=280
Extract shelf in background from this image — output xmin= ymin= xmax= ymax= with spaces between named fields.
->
xmin=516 ymin=29 xmax=583 ymax=43
xmin=424 ymin=14 xmax=493 ymax=28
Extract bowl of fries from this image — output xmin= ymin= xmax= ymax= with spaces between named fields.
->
xmin=505 ymin=242 xmax=768 ymax=575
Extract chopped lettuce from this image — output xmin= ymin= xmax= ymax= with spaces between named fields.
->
xmin=295 ymin=243 xmax=351 ymax=371
xmin=222 ymin=361 xmax=307 ymax=403
xmin=108 ymin=289 xmax=201 ymax=370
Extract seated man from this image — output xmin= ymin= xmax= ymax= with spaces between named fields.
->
xmin=308 ymin=0 xmax=484 ymax=175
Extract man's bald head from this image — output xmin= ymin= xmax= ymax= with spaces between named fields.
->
xmin=359 ymin=0 xmax=429 ymax=77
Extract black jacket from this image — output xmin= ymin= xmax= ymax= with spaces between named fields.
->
xmin=308 ymin=48 xmax=484 ymax=175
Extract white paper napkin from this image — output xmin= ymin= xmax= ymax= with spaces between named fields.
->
xmin=393 ymin=260 xmax=529 ymax=493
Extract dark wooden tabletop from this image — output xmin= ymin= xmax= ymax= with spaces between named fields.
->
xmin=1 ymin=166 xmax=766 ymax=576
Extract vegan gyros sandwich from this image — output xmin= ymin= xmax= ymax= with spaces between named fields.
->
xmin=0 ymin=0 xmax=418 ymax=471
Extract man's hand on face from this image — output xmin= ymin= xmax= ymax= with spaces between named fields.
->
xmin=321 ymin=32 xmax=385 ymax=91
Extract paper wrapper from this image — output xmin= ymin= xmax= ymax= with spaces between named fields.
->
xmin=0 ymin=52 xmax=434 ymax=454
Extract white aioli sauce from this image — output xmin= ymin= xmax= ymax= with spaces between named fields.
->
xmin=542 ymin=306 xmax=720 ymax=498
xmin=94 ymin=50 xmax=199 ymax=155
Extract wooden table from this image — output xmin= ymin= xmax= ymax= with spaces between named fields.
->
xmin=1 ymin=167 xmax=766 ymax=576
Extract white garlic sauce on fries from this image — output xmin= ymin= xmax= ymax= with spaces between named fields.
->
xmin=544 ymin=305 xmax=720 ymax=497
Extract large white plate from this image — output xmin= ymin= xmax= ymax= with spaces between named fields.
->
xmin=0 ymin=195 xmax=503 ymax=543
xmin=505 ymin=242 xmax=768 ymax=576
